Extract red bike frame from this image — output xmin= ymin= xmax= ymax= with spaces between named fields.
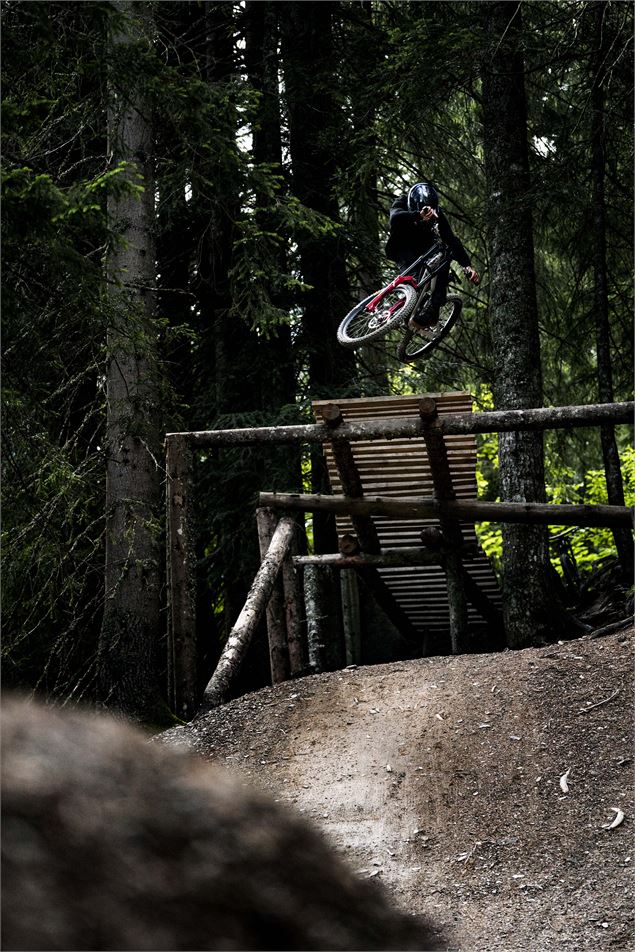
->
xmin=365 ymin=274 xmax=419 ymax=314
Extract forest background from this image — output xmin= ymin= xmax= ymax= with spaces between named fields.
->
xmin=2 ymin=0 xmax=633 ymax=722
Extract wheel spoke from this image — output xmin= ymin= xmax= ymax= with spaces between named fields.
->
xmin=337 ymin=284 xmax=417 ymax=346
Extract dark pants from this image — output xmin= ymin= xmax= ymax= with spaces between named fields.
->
xmin=398 ymin=258 xmax=450 ymax=309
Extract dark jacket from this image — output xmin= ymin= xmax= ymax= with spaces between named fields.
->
xmin=385 ymin=196 xmax=471 ymax=269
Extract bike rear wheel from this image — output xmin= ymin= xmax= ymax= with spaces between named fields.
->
xmin=337 ymin=284 xmax=417 ymax=348
xmin=396 ymin=296 xmax=461 ymax=363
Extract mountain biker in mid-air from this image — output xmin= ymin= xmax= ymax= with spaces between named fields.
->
xmin=385 ymin=181 xmax=480 ymax=332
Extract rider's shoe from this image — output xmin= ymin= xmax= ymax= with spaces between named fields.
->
xmin=408 ymin=304 xmax=439 ymax=333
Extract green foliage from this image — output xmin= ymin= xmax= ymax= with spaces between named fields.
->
xmin=547 ymin=445 xmax=635 ymax=575
xmin=475 ymin=441 xmax=634 ymax=578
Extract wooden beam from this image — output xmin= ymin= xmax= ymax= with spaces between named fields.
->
xmin=419 ymin=398 xmax=468 ymax=654
xmin=293 ymin=547 xmax=445 ymax=568
xmin=259 ymin=492 xmax=634 ymax=529
xmin=281 ymin=524 xmax=306 ymax=676
xmin=202 ymin=516 xmax=296 ymax=710
xmin=167 ymin=401 xmax=634 ymax=447
xmin=166 ymin=435 xmax=197 ymax=720
xmin=319 ymin=403 xmax=381 ymax=554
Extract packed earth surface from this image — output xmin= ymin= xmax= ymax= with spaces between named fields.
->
xmin=162 ymin=626 xmax=634 ymax=951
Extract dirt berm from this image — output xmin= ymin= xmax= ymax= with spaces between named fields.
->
xmin=161 ymin=628 xmax=634 ymax=951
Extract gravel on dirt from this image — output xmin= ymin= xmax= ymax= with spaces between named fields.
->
xmin=161 ymin=627 xmax=634 ymax=951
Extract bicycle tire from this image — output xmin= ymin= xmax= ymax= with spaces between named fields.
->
xmin=337 ymin=284 xmax=417 ymax=348
xmin=396 ymin=296 xmax=461 ymax=363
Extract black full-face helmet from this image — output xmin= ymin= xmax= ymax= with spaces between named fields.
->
xmin=407 ymin=182 xmax=439 ymax=213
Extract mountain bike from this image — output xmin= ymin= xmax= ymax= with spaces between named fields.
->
xmin=337 ymin=240 xmax=462 ymax=363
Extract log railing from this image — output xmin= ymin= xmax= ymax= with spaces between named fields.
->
xmin=258 ymin=492 xmax=633 ymax=528
xmin=166 ymin=400 xmax=634 ymax=718
xmin=167 ymin=401 xmax=632 ymax=447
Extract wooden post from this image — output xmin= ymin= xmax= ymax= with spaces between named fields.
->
xmin=281 ymin=520 xmax=306 ymax=676
xmin=303 ymin=564 xmax=327 ymax=673
xmin=256 ymin=508 xmax=291 ymax=685
xmin=341 ymin=569 xmax=361 ymax=665
xmin=419 ymin=398 xmax=469 ymax=654
xmin=166 ymin=435 xmax=198 ymax=720
xmin=202 ymin=516 xmax=296 ymax=710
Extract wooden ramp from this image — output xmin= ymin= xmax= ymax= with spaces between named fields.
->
xmin=312 ymin=392 xmax=502 ymax=638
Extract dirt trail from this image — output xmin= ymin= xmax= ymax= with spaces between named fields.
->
xmin=162 ymin=628 xmax=634 ymax=951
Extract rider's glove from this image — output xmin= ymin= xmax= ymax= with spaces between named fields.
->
xmin=464 ymin=266 xmax=480 ymax=285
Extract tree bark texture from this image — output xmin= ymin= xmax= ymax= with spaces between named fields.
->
xmin=202 ymin=516 xmax=296 ymax=709
xmin=589 ymin=1 xmax=633 ymax=580
xmin=303 ymin=565 xmax=327 ymax=674
xmin=172 ymin=401 xmax=634 ymax=447
xmin=482 ymin=1 xmax=552 ymax=648
xmin=261 ymin=492 xmax=633 ymax=529
xmin=100 ymin=1 xmax=163 ymax=718
xmin=166 ymin=436 xmax=197 ymax=720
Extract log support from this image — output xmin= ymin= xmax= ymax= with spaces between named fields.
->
xmin=256 ymin=508 xmax=291 ymax=685
xmin=303 ymin=564 xmax=328 ymax=673
xmin=259 ymin=492 xmax=633 ymax=529
xmin=294 ymin=546 xmax=446 ymax=568
xmin=320 ymin=404 xmax=381 ymax=553
xmin=167 ymin=399 xmax=633 ymax=716
xmin=202 ymin=516 xmax=296 ymax=710
xmin=419 ymin=398 xmax=469 ymax=654
xmin=169 ymin=401 xmax=634 ymax=448
xmin=281 ymin=525 xmax=306 ymax=676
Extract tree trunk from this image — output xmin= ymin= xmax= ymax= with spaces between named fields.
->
xmin=244 ymin=0 xmax=298 ymax=421
xmin=589 ymin=1 xmax=633 ymax=581
xmin=280 ymin=0 xmax=356 ymax=554
xmin=100 ymin=0 xmax=163 ymax=718
xmin=481 ymin=1 xmax=553 ymax=649
xmin=348 ymin=1 xmax=388 ymax=395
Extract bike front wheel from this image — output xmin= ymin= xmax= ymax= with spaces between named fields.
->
xmin=337 ymin=284 xmax=417 ymax=348
xmin=397 ymin=296 xmax=462 ymax=363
